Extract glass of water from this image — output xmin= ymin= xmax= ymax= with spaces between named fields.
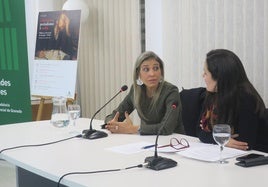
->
xmin=68 ymin=104 xmax=81 ymax=127
xmin=212 ymin=124 xmax=231 ymax=164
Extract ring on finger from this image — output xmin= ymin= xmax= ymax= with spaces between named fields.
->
xmin=115 ymin=126 xmax=119 ymax=130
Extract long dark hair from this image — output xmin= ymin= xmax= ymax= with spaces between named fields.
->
xmin=205 ymin=49 xmax=266 ymax=126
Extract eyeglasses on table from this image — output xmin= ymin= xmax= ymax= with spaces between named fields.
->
xmin=158 ymin=137 xmax=190 ymax=151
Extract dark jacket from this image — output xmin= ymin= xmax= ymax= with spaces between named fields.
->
xmin=255 ymin=109 xmax=268 ymax=153
xmin=197 ymin=90 xmax=268 ymax=153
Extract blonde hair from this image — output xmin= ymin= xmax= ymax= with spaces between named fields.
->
xmin=54 ymin=12 xmax=70 ymax=40
xmin=133 ymin=51 xmax=165 ymax=119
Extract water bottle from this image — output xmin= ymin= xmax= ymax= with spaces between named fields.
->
xmin=50 ymin=97 xmax=69 ymax=127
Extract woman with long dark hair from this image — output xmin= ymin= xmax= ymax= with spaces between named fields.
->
xmin=198 ymin=49 xmax=267 ymax=152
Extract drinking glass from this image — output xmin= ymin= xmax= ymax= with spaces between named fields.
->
xmin=68 ymin=104 xmax=81 ymax=127
xmin=212 ymin=124 xmax=231 ymax=164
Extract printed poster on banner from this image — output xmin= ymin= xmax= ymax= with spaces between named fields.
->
xmin=31 ymin=10 xmax=81 ymax=99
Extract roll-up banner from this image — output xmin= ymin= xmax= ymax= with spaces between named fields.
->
xmin=0 ymin=0 xmax=32 ymax=125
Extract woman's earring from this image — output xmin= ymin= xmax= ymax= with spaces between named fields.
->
xmin=214 ymin=85 xmax=218 ymax=92
xmin=136 ymin=77 xmax=143 ymax=86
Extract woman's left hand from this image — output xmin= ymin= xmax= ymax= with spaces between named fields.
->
xmin=226 ymin=137 xmax=249 ymax=150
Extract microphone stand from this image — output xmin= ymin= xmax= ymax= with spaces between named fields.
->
xmin=82 ymin=85 xmax=128 ymax=139
xmin=144 ymin=102 xmax=178 ymax=170
xmin=82 ymin=109 xmax=109 ymax=140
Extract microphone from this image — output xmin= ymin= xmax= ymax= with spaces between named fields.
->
xmin=82 ymin=85 xmax=128 ymax=139
xmin=144 ymin=101 xmax=178 ymax=170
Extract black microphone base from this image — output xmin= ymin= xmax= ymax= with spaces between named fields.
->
xmin=144 ymin=156 xmax=177 ymax=171
xmin=82 ymin=129 xmax=108 ymax=139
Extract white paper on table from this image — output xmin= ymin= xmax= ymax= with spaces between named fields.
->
xmin=148 ymin=144 xmax=189 ymax=153
xmin=176 ymin=142 xmax=247 ymax=162
xmin=106 ymin=141 xmax=153 ymax=154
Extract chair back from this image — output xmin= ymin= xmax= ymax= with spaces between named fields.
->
xmin=179 ymin=87 xmax=206 ymax=137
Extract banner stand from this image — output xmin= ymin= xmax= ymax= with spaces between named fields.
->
xmin=33 ymin=96 xmax=52 ymax=121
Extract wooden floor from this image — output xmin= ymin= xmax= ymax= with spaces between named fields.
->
xmin=0 ymin=160 xmax=16 ymax=187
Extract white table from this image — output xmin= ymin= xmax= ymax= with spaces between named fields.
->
xmin=0 ymin=118 xmax=267 ymax=187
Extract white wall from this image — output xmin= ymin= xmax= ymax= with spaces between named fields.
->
xmin=145 ymin=0 xmax=268 ymax=106
xmin=145 ymin=0 xmax=163 ymax=57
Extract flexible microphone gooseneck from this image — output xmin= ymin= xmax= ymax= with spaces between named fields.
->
xmin=82 ymin=85 xmax=128 ymax=139
xmin=144 ymin=101 xmax=178 ymax=170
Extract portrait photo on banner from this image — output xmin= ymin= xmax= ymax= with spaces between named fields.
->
xmin=35 ymin=10 xmax=81 ymax=61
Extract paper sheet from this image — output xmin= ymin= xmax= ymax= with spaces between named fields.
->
xmin=177 ymin=142 xmax=246 ymax=162
xmin=106 ymin=141 xmax=153 ymax=154
xmin=106 ymin=140 xmax=246 ymax=162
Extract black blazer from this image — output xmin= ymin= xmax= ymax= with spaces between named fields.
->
xmin=255 ymin=109 xmax=268 ymax=153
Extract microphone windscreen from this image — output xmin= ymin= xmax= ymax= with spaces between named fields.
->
xmin=121 ymin=85 xmax=128 ymax=92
